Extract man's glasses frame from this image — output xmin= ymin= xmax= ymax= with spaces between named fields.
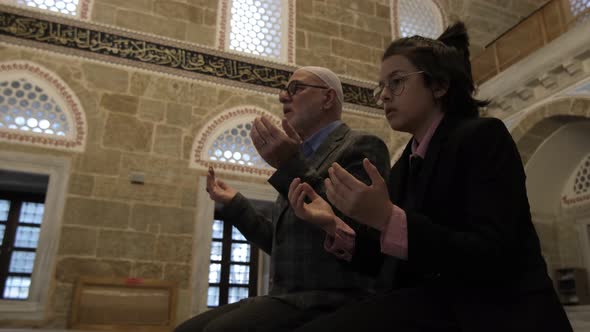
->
xmin=281 ymin=80 xmax=329 ymax=98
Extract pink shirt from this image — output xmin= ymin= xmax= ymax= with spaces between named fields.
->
xmin=325 ymin=112 xmax=445 ymax=261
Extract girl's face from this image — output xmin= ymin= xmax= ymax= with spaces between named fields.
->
xmin=377 ymin=54 xmax=443 ymax=137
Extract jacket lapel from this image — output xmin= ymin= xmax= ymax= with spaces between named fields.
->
xmin=308 ymin=123 xmax=350 ymax=169
xmin=389 ymin=141 xmax=412 ymax=206
xmin=275 ymin=123 xmax=351 ymax=225
xmin=411 ymin=115 xmax=457 ymax=209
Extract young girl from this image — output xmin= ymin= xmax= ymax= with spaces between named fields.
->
xmin=288 ymin=22 xmax=572 ymax=331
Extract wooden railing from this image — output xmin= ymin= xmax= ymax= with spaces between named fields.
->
xmin=471 ymin=0 xmax=590 ymax=85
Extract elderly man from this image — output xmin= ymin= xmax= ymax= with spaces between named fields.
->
xmin=174 ymin=66 xmax=390 ymax=332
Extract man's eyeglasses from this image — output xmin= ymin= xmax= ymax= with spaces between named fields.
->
xmin=373 ymin=71 xmax=425 ymax=105
xmin=280 ymin=80 xmax=329 ymax=98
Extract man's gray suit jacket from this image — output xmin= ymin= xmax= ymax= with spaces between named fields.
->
xmin=222 ymin=123 xmax=390 ymax=310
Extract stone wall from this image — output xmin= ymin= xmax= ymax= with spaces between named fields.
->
xmin=2 ymin=0 xmax=587 ymax=328
xmin=92 ymin=0 xmax=219 ymax=46
xmin=0 ymin=42 xmax=390 ymax=327
xmin=89 ymin=0 xmax=392 ymax=82
xmin=439 ymin=0 xmax=548 ymax=55
xmin=296 ymin=0 xmax=391 ymax=81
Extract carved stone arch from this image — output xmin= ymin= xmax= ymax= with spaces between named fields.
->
xmin=509 ymin=97 xmax=590 ymax=277
xmin=508 ymin=97 xmax=590 ymax=165
xmin=0 ymin=61 xmax=87 ymax=152
xmin=191 ymin=106 xmax=281 ymax=177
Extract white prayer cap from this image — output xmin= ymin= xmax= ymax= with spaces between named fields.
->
xmin=297 ymin=66 xmax=344 ymax=105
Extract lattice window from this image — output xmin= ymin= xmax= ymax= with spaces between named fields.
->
xmin=0 ymin=61 xmax=86 ymax=151
xmin=394 ymin=0 xmax=444 ymax=39
xmin=2 ymin=0 xmax=92 ymax=19
xmin=570 ymin=0 xmax=590 ymax=23
xmin=0 ymin=79 xmax=69 ymax=136
xmin=573 ymin=155 xmax=590 ymax=196
xmin=570 ymin=0 xmax=590 ymax=16
xmin=219 ymin=0 xmax=294 ymax=63
xmin=208 ymin=122 xmax=268 ymax=168
xmin=563 ymin=154 xmax=590 ymax=207
xmin=191 ymin=107 xmax=280 ymax=177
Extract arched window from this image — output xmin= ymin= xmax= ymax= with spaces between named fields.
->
xmin=0 ymin=61 xmax=87 ymax=152
xmin=392 ymin=0 xmax=445 ymax=39
xmin=562 ymin=154 xmax=590 ymax=207
xmin=218 ymin=0 xmax=295 ymax=63
xmin=570 ymin=0 xmax=590 ymax=16
xmin=3 ymin=0 xmax=93 ymax=19
xmin=572 ymin=155 xmax=590 ymax=196
xmin=191 ymin=107 xmax=281 ymax=177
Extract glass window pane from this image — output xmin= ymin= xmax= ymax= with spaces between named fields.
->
xmin=209 ymin=263 xmax=221 ymax=283
xmin=3 ymin=276 xmax=31 ymax=300
xmin=0 ymin=77 xmax=71 ymax=137
xmin=16 ymin=0 xmax=79 ymax=16
xmin=228 ymin=0 xmax=283 ymax=60
xmin=9 ymin=251 xmax=36 ymax=274
xmin=229 ymin=264 xmax=249 ymax=285
xmin=207 ymin=120 xmax=271 ymax=169
xmin=0 ymin=200 xmax=9 ymax=221
xmin=212 ymin=220 xmax=224 ymax=239
xmin=398 ymin=0 xmax=443 ymax=39
xmin=232 ymin=226 xmax=247 ymax=241
xmin=207 ymin=286 xmax=220 ymax=307
xmin=572 ymin=155 xmax=590 ymax=195
xmin=571 ymin=0 xmax=590 ymax=16
xmin=18 ymin=202 xmax=44 ymax=224
xmin=228 ymin=287 xmax=249 ymax=304
xmin=14 ymin=226 xmax=41 ymax=248
xmin=210 ymin=241 xmax=223 ymax=261
xmin=0 ymin=224 xmax=5 ymax=242
xmin=231 ymin=242 xmax=250 ymax=262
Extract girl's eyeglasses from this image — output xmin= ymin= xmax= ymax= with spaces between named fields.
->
xmin=373 ymin=71 xmax=425 ymax=105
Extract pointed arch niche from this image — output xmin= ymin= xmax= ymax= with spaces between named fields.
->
xmin=0 ymin=61 xmax=87 ymax=152
xmin=191 ymin=106 xmax=281 ymax=177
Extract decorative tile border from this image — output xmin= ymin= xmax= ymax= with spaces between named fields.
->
xmin=191 ymin=107 xmax=281 ymax=177
xmin=217 ymin=0 xmax=230 ymax=53
xmin=562 ymin=193 xmax=590 ymax=207
xmin=0 ymin=5 xmax=381 ymax=112
xmin=287 ymin=0 xmax=295 ymax=64
xmin=0 ymin=60 xmax=87 ymax=151
xmin=78 ymin=0 xmax=92 ymax=21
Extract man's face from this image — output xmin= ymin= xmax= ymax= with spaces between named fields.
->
xmin=378 ymin=55 xmax=439 ymax=135
xmin=279 ymin=70 xmax=328 ymax=136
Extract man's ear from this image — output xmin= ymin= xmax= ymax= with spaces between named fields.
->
xmin=323 ymin=89 xmax=337 ymax=109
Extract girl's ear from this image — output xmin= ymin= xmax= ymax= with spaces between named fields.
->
xmin=432 ymin=80 xmax=449 ymax=99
